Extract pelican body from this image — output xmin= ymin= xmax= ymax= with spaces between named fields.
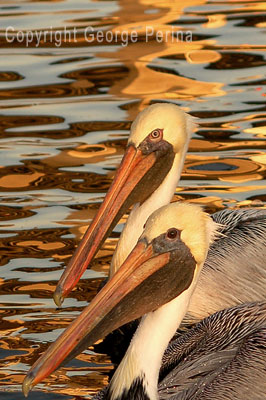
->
xmin=186 ymin=207 xmax=266 ymax=324
xmin=22 ymin=203 xmax=266 ymax=399
xmin=94 ymin=303 xmax=265 ymax=400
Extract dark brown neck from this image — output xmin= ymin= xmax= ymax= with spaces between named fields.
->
xmin=106 ymin=376 xmax=150 ymax=400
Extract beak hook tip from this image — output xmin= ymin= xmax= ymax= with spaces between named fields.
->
xmin=53 ymin=287 xmax=63 ymax=308
xmin=22 ymin=375 xmax=33 ymax=398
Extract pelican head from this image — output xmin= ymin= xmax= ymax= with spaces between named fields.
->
xmin=54 ymin=103 xmax=196 ymax=307
xmin=23 ymin=203 xmax=218 ymax=397
xmin=129 ymin=103 xmax=195 ymax=152
xmin=143 ymin=202 xmax=216 ymax=267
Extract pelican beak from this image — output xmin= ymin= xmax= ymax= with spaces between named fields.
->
xmin=23 ymin=236 xmax=196 ymax=396
xmin=54 ymin=143 xmax=174 ymax=307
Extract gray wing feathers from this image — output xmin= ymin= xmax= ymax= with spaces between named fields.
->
xmin=211 ymin=208 xmax=266 ymax=230
xmin=158 ymin=302 xmax=266 ymax=400
xmin=185 ymin=208 xmax=266 ymax=324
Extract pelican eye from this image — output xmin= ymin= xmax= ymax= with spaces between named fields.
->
xmin=149 ymin=128 xmax=163 ymax=141
xmin=166 ymin=228 xmax=179 ymax=240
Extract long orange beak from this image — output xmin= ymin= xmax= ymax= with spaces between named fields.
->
xmin=54 ymin=145 xmax=158 ymax=307
xmin=23 ymin=239 xmax=175 ymax=396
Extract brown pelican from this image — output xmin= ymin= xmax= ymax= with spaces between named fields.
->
xmin=53 ymin=103 xmax=266 ymax=326
xmin=53 ymin=103 xmax=196 ymax=307
xmin=22 ymin=203 xmax=266 ymax=399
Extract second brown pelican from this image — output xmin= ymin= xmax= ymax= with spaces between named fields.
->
xmin=53 ymin=103 xmax=266 ymax=326
xmin=22 ymin=203 xmax=266 ymax=399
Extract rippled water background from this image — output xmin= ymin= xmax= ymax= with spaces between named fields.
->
xmin=0 ymin=0 xmax=265 ymax=399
